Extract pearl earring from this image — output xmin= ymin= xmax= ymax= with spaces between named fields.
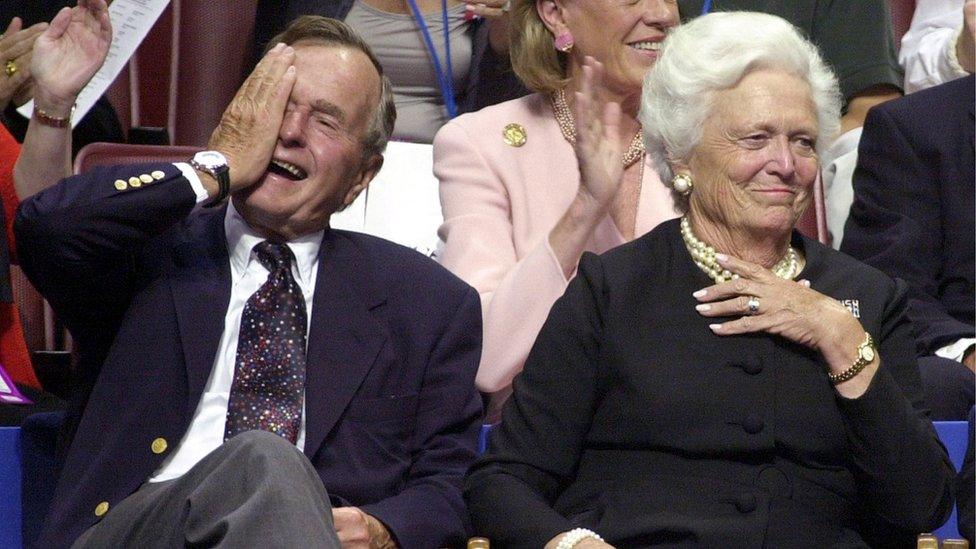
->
xmin=671 ymin=173 xmax=693 ymax=195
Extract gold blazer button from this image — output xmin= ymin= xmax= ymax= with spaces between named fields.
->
xmin=140 ymin=174 xmax=154 ymax=184
xmin=151 ymin=437 xmax=168 ymax=454
xmin=113 ymin=180 xmax=128 ymax=191
xmin=128 ymin=176 xmax=142 ymax=188
xmin=151 ymin=170 xmax=166 ymax=180
xmin=94 ymin=501 xmax=109 ymax=517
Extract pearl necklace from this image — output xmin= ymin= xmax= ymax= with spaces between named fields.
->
xmin=550 ymin=88 xmax=645 ymax=167
xmin=680 ymin=217 xmax=798 ymax=284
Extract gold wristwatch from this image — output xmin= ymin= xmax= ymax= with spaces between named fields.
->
xmin=829 ymin=332 xmax=876 ymax=384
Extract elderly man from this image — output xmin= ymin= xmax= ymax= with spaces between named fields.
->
xmin=17 ymin=16 xmax=482 ymax=549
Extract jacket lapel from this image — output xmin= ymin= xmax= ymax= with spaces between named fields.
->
xmin=171 ymin=206 xmax=232 ymax=418
xmin=303 ymin=231 xmax=387 ymax=458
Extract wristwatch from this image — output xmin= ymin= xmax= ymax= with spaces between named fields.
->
xmin=189 ymin=150 xmax=230 ymax=208
xmin=828 ymin=332 xmax=876 ymax=384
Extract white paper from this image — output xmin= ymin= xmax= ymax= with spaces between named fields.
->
xmin=18 ymin=0 xmax=171 ymax=128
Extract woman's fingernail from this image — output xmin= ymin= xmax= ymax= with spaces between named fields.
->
xmin=715 ymin=253 xmax=728 ymax=262
xmin=692 ymin=289 xmax=707 ymax=298
xmin=709 ymin=323 xmax=722 ymax=331
xmin=695 ymin=304 xmax=711 ymax=312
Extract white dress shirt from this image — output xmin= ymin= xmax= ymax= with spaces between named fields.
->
xmin=150 ymin=168 xmax=322 ymax=482
xmin=822 ymin=127 xmax=862 ymax=250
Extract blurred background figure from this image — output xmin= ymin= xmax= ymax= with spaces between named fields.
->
xmin=435 ymin=0 xmax=680 ymax=418
xmin=900 ymin=0 xmax=975 ymax=94
xmin=842 ymin=75 xmax=975 ymax=421
xmin=253 ymin=0 xmax=523 ymax=142
xmin=0 ymin=0 xmax=112 ymax=424
xmin=0 ymin=0 xmax=124 ymax=157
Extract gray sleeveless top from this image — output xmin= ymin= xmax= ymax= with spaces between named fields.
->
xmin=345 ymin=1 xmax=472 ymax=143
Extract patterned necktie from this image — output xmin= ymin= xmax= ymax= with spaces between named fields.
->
xmin=224 ymin=241 xmax=308 ymax=444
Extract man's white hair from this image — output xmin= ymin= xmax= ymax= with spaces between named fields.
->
xmin=640 ymin=11 xmax=843 ymax=184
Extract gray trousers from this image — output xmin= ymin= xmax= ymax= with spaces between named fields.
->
xmin=72 ymin=430 xmax=342 ymax=548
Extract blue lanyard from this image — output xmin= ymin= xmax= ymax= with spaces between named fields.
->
xmin=405 ymin=0 xmax=458 ymax=119
xmin=701 ymin=0 xmax=711 ymax=14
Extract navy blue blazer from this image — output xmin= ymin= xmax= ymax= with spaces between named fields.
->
xmin=842 ymin=75 xmax=975 ymax=356
xmin=15 ymin=163 xmax=483 ymax=548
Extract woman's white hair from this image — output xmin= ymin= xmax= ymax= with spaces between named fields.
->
xmin=640 ymin=11 xmax=843 ymax=184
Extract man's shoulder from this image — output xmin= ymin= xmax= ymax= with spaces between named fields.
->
xmin=437 ymin=93 xmax=548 ymax=138
xmin=873 ymin=75 xmax=975 ymax=126
xmin=328 ymin=229 xmax=474 ymax=296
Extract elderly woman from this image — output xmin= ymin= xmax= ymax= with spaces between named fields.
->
xmin=434 ymin=0 xmax=680 ymax=417
xmin=465 ymin=12 xmax=954 ymax=548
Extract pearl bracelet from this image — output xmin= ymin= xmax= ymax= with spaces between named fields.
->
xmin=556 ymin=528 xmax=604 ymax=549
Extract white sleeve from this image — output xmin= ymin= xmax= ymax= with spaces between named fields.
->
xmin=899 ymin=0 xmax=969 ymax=93
xmin=822 ymin=127 xmax=861 ymax=249
xmin=173 ymin=162 xmax=211 ymax=203
xmin=935 ymin=338 xmax=976 ymax=362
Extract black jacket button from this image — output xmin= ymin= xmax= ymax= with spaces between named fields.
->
xmin=742 ymin=414 xmax=765 ymax=434
xmin=735 ymin=493 xmax=757 ymax=513
xmin=742 ymin=362 xmax=763 ymax=375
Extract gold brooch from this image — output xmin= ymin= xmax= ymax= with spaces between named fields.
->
xmin=502 ymin=123 xmax=526 ymax=147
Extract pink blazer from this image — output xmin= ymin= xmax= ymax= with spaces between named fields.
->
xmin=434 ymin=93 xmax=680 ymax=417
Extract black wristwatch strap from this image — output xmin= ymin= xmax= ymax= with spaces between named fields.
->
xmin=191 ymin=160 xmax=230 ymax=208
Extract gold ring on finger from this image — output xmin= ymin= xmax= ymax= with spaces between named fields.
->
xmin=4 ymin=60 xmax=17 ymax=78
xmin=746 ymin=296 xmax=760 ymax=315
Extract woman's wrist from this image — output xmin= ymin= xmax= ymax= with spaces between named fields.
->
xmin=549 ymin=193 xmax=606 ymax=277
xmin=32 ymin=89 xmax=77 ymax=119
xmin=812 ymin=300 xmax=864 ymax=370
xmin=820 ymin=320 xmax=867 ymax=375
xmin=817 ymin=314 xmax=880 ymax=397
xmin=570 ymin=189 xmax=610 ymax=222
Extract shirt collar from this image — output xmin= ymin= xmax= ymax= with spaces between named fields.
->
xmin=224 ymin=200 xmax=323 ymax=285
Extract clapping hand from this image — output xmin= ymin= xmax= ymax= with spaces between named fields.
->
xmin=30 ymin=0 xmax=112 ymax=117
xmin=574 ymin=56 xmax=625 ymax=210
xmin=0 ymin=17 xmax=47 ymax=111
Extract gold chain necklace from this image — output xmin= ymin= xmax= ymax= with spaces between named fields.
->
xmin=680 ymin=216 xmax=798 ymax=284
xmin=550 ymin=88 xmax=645 ymax=167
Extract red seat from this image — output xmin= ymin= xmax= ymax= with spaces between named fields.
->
xmin=104 ymin=0 xmax=258 ymax=146
xmin=74 ymin=143 xmax=202 ymax=173
xmin=795 ymin=170 xmax=829 ymax=245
